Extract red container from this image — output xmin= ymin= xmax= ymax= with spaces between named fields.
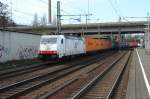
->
xmin=128 ymin=41 xmax=138 ymax=48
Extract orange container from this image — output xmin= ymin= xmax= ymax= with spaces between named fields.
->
xmin=85 ymin=37 xmax=111 ymax=52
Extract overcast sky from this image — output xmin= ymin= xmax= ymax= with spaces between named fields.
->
xmin=0 ymin=0 xmax=150 ymax=25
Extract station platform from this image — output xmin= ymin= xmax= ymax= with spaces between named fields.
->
xmin=126 ymin=48 xmax=150 ymax=99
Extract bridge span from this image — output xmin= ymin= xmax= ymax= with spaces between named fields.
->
xmin=6 ymin=21 xmax=147 ymax=35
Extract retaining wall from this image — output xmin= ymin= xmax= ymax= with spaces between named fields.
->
xmin=0 ymin=31 xmax=41 ymax=62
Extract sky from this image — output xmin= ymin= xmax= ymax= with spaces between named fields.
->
xmin=0 ymin=0 xmax=150 ymax=25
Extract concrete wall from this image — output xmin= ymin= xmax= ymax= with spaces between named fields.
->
xmin=0 ymin=31 xmax=41 ymax=62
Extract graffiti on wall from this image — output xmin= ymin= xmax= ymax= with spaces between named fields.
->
xmin=17 ymin=46 xmax=38 ymax=59
xmin=0 ymin=44 xmax=9 ymax=59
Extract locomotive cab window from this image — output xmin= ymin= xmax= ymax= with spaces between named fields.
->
xmin=61 ymin=39 xmax=63 ymax=44
xmin=41 ymin=38 xmax=57 ymax=44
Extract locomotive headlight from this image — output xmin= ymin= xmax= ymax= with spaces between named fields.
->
xmin=46 ymin=46 xmax=49 ymax=50
xmin=46 ymin=45 xmax=50 ymax=50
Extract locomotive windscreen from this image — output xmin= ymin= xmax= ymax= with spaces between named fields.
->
xmin=41 ymin=37 xmax=57 ymax=44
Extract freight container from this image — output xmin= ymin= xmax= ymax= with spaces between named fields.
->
xmin=120 ymin=42 xmax=129 ymax=49
xmin=128 ymin=41 xmax=138 ymax=48
xmin=85 ymin=37 xmax=111 ymax=52
xmin=111 ymin=40 xmax=119 ymax=49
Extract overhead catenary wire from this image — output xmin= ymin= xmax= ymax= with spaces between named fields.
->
xmin=61 ymin=0 xmax=86 ymax=14
xmin=1 ymin=0 xmax=75 ymax=25
xmin=13 ymin=9 xmax=34 ymax=16
xmin=107 ymin=0 xmax=120 ymax=17
xmin=2 ymin=0 xmax=90 ymax=24
xmin=107 ymin=0 xmax=134 ymax=24
xmin=1 ymin=0 xmax=137 ymax=25
xmin=122 ymin=17 xmax=134 ymax=24
xmin=38 ymin=0 xmax=87 ymax=20
xmin=39 ymin=0 xmax=47 ymax=4
xmin=0 ymin=0 xmax=34 ymax=17
xmin=38 ymin=0 xmax=71 ymax=15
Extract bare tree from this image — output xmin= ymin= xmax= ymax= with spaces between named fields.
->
xmin=0 ymin=2 xmax=15 ymax=28
xmin=0 ymin=2 xmax=9 ymax=28
xmin=40 ymin=14 xmax=47 ymax=26
xmin=52 ymin=14 xmax=57 ymax=25
xmin=32 ymin=13 xmax=39 ymax=27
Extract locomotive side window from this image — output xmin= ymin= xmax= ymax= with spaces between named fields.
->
xmin=61 ymin=39 xmax=63 ymax=44
xmin=41 ymin=38 xmax=57 ymax=44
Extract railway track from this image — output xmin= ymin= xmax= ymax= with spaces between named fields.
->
xmin=0 ymin=51 xmax=116 ymax=99
xmin=0 ymin=51 xmax=114 ymax=80
xmin=0 ymin=62 xmax=51 ymax=80
xmin=0 ymin=59 xmax=42 ymax=71
xmin=0 ymin=51 xmax=106 ymax=80
xmin=0 ymin=51 xmax=113 ymax=85
xmin=42 ymin=51 xmax=131 ymax=99
xmin=18 ymin=51 xmax=123 ymax=99
xmin=72 ymin=52 xmax=131 ymax=99
xmin=112 ymin=50 xmax=133 ymax=99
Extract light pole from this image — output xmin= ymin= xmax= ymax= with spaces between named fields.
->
xmin=85 ymin=0 xmax=90 ymax=36
xmin=57 ymin=1 xmax=61 ymax=34
xmin=48 ymin=0 xmax=51 ymax=23
xmin=147 ymin=12 xmax=150 ymax=54
xmin=10 ymin=1 xmax=13 ymax=22
xmin=88 ymin=0 xmax=89 ymax=23
xmin=118 ymin=17 xmax=122 ymax=51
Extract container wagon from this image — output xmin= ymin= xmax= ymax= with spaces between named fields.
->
xmin=128 ymin=41 xmax=138 ymax=48
xmin=39 ymin=35 xmax=113 ymax=60
xmin=120 ymin=42 xmax=129 ymax=49
xmin=111 ymin=40 xmax=119 ymax=49
xmin=85 ymin=37 xmax=112 ymax=53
